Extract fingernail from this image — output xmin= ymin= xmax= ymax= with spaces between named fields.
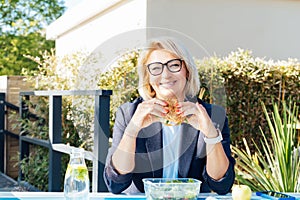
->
xmin=176 ymin=104 xmax=182 ymax=108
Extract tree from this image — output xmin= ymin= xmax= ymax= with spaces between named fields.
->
xmin=0 ymin=0 xmax=66 ymax=75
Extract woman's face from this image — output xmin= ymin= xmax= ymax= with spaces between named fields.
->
xmin=146 ymin=49 xmax=188 ymax=101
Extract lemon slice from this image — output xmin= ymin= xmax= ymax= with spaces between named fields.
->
xmin=66 ymin=164 xmax=88 ymax=182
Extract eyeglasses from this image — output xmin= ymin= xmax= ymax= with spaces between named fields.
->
xmin=147 ymin=58 xmax=183 ymax=76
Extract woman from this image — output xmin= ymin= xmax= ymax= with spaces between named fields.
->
xmin=104 ymin=37 xmax=235 ymax=195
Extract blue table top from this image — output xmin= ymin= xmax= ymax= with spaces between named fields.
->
xmin=0 ymin=192 xmax=299 ymax=200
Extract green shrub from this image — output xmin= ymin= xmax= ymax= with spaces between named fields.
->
xmin=98 ymin=51 xmax=139 ymax=133
xmin=23 ymin=50 xmax=93 ymax=148
xmin=197 ymin=49 xmax=300 ymax=149
xmin=98 ymin=48 xmax=300 ymax=149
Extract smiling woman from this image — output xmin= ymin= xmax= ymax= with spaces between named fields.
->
xmin=103 ymin=37 xmax=236 ymax=195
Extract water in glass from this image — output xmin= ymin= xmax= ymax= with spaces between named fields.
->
xmin=64 ymin=148 xmax=89 ymax=200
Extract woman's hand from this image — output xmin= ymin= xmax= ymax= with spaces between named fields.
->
xmin=176 ymin=102 xmax=218 ymax=138
xmin=177 ymin=101 xmax=229 ymax=180
xmin=130 ymin=98 xmax=169 ymax=132
xmin=112 ymin=98 xmax=168 ymax=174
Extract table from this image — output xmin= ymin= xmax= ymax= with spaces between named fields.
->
xmin=0 ymin=192 xmax=299 ymax=200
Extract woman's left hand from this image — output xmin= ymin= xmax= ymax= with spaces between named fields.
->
xmin=177 ymin=101 xmax=229 ymax=181
xmin=176 ymin=101 xmax=218 ymax=138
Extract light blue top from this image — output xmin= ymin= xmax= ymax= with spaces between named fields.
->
xmin=162 ymin=124 xmax=181 ymax=178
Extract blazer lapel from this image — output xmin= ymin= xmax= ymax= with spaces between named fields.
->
xmin=144 ymin=122 xmax=163 ymax=177
xmin=178 ymin=123 xmax=199 ymax=177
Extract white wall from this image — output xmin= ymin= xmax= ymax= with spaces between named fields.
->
xmin=147 ymin=0 xmax=300 ymax=60
xmin=47 ymin=0 xmax=300 ymax=60
xmin=48 ymin=0 xmax=147 ymax=56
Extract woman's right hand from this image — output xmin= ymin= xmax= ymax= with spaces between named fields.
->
xmin=130 ymin=98 xmax=169 ymax=132
xmin=111 ymin=98 xmax=168 ymax=174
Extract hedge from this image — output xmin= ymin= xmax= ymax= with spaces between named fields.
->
xmin=99 ymin=48 xmax=300 ymax=150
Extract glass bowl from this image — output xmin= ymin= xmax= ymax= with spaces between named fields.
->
xmin=142 ymin=178 xmax=201 ymax=200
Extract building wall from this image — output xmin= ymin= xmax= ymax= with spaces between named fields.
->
xmin=147 ymin=0 xmax=300 ymax=60
xmin=48 ymin=0 xmax=300 ymax=60
xmin=52 ymin=0 xmax=147 ymax=56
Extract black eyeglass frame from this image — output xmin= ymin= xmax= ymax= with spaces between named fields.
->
xmin=147 ymin=58 xmax=183 ymax=76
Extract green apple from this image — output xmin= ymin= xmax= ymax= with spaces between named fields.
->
xmin=232 ymin=184 xmax=252 ymax=200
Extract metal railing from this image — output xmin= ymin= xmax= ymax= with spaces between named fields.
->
xmin=16 ymin=90 xmax=112 ymax=192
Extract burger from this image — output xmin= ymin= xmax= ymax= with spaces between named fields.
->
xmin=162 ymin=98 xmax=186 ymax=126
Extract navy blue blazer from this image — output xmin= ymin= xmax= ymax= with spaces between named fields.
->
xmin=104 ymin=97 xmax=235 ymax=195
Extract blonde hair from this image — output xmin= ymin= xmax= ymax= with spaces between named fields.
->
xmin=137 ymin=37 xmax=200 ymax=100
